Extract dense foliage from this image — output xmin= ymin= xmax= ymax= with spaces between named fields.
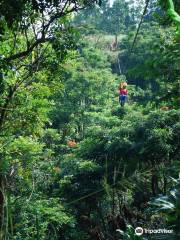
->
xmin=0 ymin=0 xmax=179 ymax=239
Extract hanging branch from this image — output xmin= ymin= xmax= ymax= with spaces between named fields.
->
xmin=167 ymin=0 xmax=180 ymax=33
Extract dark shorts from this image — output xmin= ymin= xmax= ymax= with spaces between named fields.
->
xmin=119 ymin=95 xmax=127 ymax=106
xmin=120 ymin=95 xmax=126 ymax=101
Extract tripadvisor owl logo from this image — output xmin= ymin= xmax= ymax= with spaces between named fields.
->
xmin=135 ymin=227 xmax=143 ymax=236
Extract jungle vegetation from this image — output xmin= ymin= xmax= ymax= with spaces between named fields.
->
xmin=0 ymin=0 xmax=179 ymax=239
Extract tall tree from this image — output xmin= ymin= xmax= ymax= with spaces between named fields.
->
xmin=0 ymin=0 xmax=101 ymax=236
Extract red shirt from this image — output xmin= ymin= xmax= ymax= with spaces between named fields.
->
xmin=119 ymin=89 xmax=128 ymax=95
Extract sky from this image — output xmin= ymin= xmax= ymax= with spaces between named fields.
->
xmin=110 ymin=0 xmax=114 ymax=7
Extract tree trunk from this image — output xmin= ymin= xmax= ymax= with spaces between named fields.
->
xmin=0 ymin=175 xmax=5 ymax=239
xmin=0 ymin=86 xmax=15 ymax=129
xmin=151 ymin=174 xmax=159 ymax=196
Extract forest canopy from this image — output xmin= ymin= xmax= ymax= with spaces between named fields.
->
xmin=0 ymin=0 xmax=179 ymax=239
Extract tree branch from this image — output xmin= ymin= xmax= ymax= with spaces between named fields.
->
xmin=4 ymin=2 xmax=83 ymax=62
xmin=5 ymin=37 xmax=52 ymax=62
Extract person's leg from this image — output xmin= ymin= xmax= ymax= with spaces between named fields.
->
xmin=119 ymin=96 xmax=122 ymax=105
xmin=120 ymin=96 xmax=123 ymax=107
xmin=123 ymin=96 xmax=127 ymax=106
xmin=120 ymin=96 xmax=126 ymax=107
xmin=122 ymin=100 xmax=124 ymax=106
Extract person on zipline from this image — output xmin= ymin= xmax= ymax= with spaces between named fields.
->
xmin=118 ymin=82 xmax=128 ymax=107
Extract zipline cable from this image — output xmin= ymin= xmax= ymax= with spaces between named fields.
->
xmin=65 ymin=180 xmax=120 ymax=206
xmin=65 ymin=160 xmax=123 ymax=206
xmin=130 ymin=0 xmax=151 ymax=53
